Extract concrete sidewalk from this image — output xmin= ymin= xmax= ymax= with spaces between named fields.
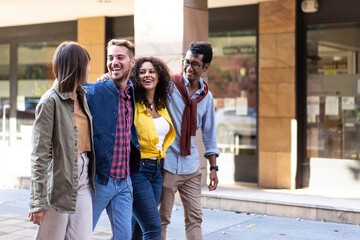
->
xmin=1 ymin=189 xmax=360 ymax=239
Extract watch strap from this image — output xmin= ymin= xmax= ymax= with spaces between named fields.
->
xmin=210 ymin=166 xmax=218 ymax=171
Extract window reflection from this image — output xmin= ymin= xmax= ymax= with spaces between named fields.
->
xmin=209 ymin=30 xmax=258 ymax=183
xmin=306 ymin=23 xmax=360 ymax=160
xmin=17 ymin=41 xmax=60 ymax=129
xmin=0 ymin=43 xmax=10 ymax=138
xmin=209 ymin=30 xmax=257 ymax=152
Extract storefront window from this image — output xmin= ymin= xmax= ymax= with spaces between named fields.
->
xmin=17 ymin=41 xmax=60 ymax=129
xmin=0 ymin=43 xmax=10 ymax=140
xmin=209 ymin=30 xmax=257 ymax=183
xmin=306 ymin=23 xmax=360 ymax=161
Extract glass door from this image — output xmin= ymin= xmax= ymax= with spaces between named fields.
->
xmin=0 ymin=44 xmax=10 ymax=143
xmin=306 ymin=22 xmax=360 ymax=189
xmin=209 ymin=30 xmax=257 ymax=184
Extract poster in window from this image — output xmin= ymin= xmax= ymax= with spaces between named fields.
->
xmin=224 ymin=98 xmax=235 ymax=108
xmin=341 ymin=96 xmax=355 ymax=110
xmin=236 ymin=97 xmax=248 ymax=115
xmin=307 ymin=96 xmax=320 ymax=115
xmin=325 ymin=96 xmax=339 ymax=116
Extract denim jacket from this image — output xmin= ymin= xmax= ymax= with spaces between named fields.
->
xmin=84 ymin=79 xmax=140 ymax=185
xmin=30 ymin=80 xmax=95 ymax=214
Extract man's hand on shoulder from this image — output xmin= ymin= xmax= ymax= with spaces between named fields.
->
xmin=96 ymin=73 xmax=110 ymax=82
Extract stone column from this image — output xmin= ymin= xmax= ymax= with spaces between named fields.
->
xmin=77 ymin=17 xmax=106 ymax=83
xmin=134 ymin=0 xmax=209 ymax=186
xmin=258 ymin=0 xmax=297 ymax=189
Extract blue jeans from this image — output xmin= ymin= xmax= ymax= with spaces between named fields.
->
xmin=92 ymin=175 xmax=133 ymax=240
xmin=131 ymin=159 xmax=163 ymax=240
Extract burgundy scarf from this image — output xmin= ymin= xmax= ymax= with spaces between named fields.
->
xmin=171 ymin=72 xmax=208 ymax=156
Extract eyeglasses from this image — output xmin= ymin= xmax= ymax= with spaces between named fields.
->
xmin=182 ymin=59 xmax=205 ymax=70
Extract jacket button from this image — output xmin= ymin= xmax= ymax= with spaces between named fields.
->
xmin=72 ymin=194 xmax=76 ymax=198
xmin=75 ymin=159 xmax=77 ymax=163
xmin=74 ymin=126 xmax=77 ymax=130
xmin=75 ymin=142 xmax=77 ymax=146
xmin=74 ymin=175 xmax=77 ymax=179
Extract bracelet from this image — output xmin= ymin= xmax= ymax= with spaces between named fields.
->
xmin=209 ymin=166 xmax=218 ymax=171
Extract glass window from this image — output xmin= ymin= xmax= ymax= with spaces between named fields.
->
xmin=209 ymin=30 xmax=257 ymax=183
xmin=306 ymin=22 xmax=360 ymax=160
xmin=0 ymin=43 xmax=10 ymax=140
xmin=17 ymin=41 xmax=61 ymax=129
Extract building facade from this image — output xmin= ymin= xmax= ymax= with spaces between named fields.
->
xmin=0 ymin=0 xmax=359 ymax=191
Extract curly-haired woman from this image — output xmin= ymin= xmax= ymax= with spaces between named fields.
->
xmin=130 ymin=57 xmax=175 ymax=240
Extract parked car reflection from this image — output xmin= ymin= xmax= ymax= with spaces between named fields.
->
xmin=0 ymin=98 xmax=39 ymax=119
xmin=215 ymin=106 xmax=256 ymax=151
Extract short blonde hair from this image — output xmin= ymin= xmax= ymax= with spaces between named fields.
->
xmin=107 ymin=39 xmax=135 ymax=58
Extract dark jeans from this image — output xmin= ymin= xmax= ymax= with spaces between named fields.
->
xmin=131 ymin=159 xmax=163 ymax=240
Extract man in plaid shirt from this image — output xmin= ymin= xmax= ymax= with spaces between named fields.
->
xmin=84 ymin=39 xmax=140 ymax=240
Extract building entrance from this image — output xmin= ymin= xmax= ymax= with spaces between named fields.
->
xmin=306 ymin=22 xmax=360 ymax=189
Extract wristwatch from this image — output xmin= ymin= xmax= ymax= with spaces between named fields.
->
xmin=210 ymin=166 xmax=218 ymax=171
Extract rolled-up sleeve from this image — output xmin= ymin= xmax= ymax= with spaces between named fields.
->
xmin=201 ymin=95 xmax=220 ymax=158
xmin=30 ymin=100 xmax=54 ymax=213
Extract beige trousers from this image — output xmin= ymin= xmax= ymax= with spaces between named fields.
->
xmin=159 ymin=168 xmax=203 ymax=240
xmin=34 ymin=152 xmax=92 ymax=240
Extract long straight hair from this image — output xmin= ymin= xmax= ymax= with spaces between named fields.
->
xmin=53 ymin=41 xmax=90 ymax=92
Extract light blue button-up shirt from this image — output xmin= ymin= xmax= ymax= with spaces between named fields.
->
xmin=164 ymin=74 xmax=220 ymax=175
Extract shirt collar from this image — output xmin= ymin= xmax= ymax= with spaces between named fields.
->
xmin=53 ymin=79 xmax=71 ymax=100
xmin=115 ymin=79 xmax=133 ymax=92
xmin=136 ymin=101 xmax=167 ymax=115
xmin=181 ymin=73 xmax=204 ymax=96
xmin=137 ymin=102 xmax=148 ymax=113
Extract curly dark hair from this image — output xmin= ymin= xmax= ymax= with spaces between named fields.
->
xmin=130 ymin=57 xmax=172 ymax=111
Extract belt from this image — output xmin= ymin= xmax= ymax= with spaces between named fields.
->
xmin=140 ymin=158 xmax=164 ymax=165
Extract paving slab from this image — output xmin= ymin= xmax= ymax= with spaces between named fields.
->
xmin=1 ymin=188 xmax=360 ymax=239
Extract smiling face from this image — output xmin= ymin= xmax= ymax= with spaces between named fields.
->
xmin=138 ymin=61 xmax=159 ymax=93
xmin=183 ymin=50 xmax=209 ymax=84
xmin=107 ymin=45 xmax=135 ymax=84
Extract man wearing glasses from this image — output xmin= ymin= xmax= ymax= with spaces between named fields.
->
xmin=159 ymin=41 xmax=220 ymax=240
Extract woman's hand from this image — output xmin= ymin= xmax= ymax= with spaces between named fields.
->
xmin=96 ymin=73 xmax=110 ymax=82
xmin=29 ymin=210 xmax=47 ymax=225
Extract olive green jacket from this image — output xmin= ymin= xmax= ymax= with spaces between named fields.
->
xmin=30 ymin=80 xmax=95 ymax=213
